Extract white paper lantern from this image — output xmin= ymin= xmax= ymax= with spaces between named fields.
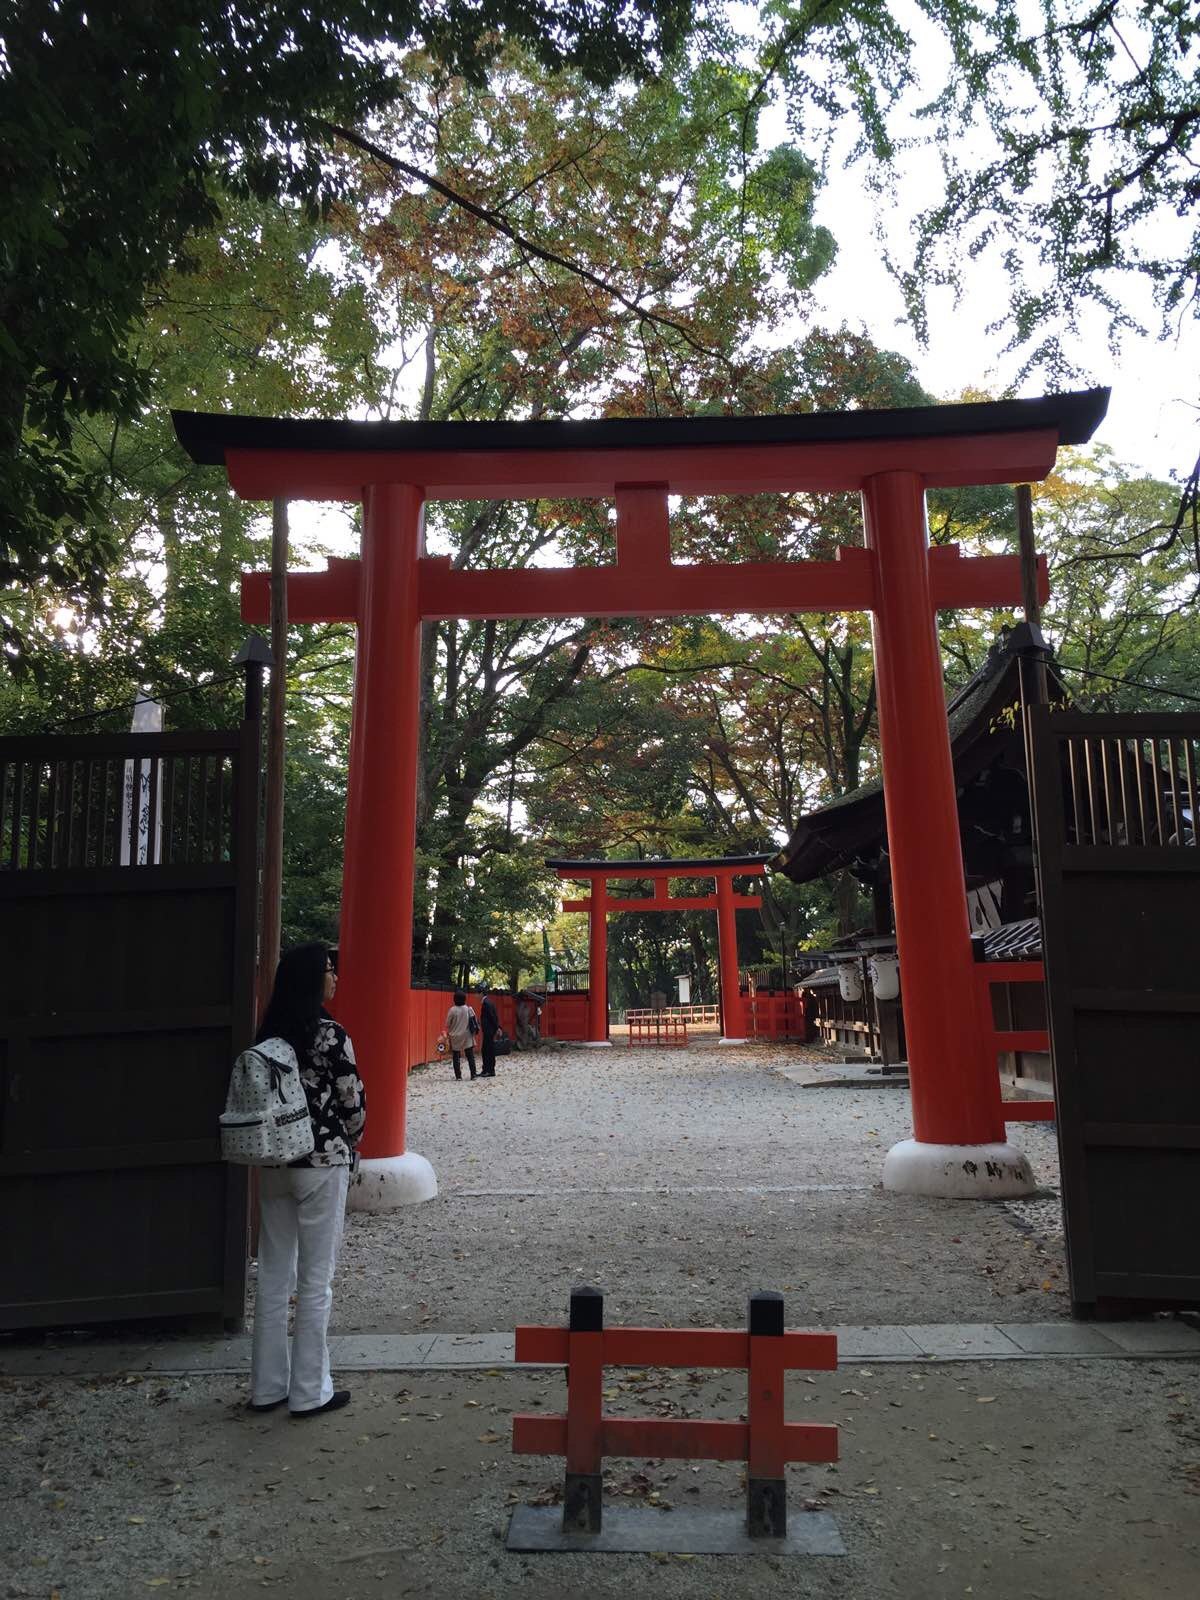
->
xmin=869 ymin=953 xmax=900 ymax=1001
xmin=837 ymin=962 xmax=863 ymax=1002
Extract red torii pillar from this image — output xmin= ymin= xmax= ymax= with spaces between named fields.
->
xmin=587 ymin=875 xmax=608 ymax=1045
xmin=176 ymin=387 xmax=1108 ymax=1207
xmin=552 ymin=858 xmax=768 ymax=1044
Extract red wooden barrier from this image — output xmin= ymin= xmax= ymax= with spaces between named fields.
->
xmin=975 ymin=959 xmax=1055 ymax=1122
xmin=625 ymin=1009 xmax=688 ymax=1047
xmin=513 ymin=1288 xmax=838 ymax=1538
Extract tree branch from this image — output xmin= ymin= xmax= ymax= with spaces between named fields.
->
xmin=321 ymin=121 xmax=727 ymax=366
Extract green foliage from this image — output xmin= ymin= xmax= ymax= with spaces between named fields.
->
xmin=1 ymin=0 xmax=692 ymax=641
xmin=1036 ymin=449 xmax=1200 ymax=708
xmin=761 ymin=0 xmax=1200 ymax=375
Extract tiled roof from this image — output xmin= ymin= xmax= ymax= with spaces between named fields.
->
xmin=981 ymin=918 xmax=1043 ymax=961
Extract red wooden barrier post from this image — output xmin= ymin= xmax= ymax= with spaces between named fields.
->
xmin=971 ymin=947 xmax=1056 ymax=1123
xmin=564 ymin=1287 xmax=604 ymax=1533
xmin=747 ymin=1290 xmax=787 ymax=1536
xmin=513 ymin=1288 xmax=838 ymax=1539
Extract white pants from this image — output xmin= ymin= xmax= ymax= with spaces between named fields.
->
xmin=250 ymin=1164 xmax=349 ymax=1413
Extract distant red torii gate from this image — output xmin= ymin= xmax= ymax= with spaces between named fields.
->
xmin=173 ymin=388 xmax=1108 ymax=1208
xmin=546 ymin=855 xmax=771 ymax=1044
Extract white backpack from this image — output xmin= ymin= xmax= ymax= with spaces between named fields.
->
xmin=220 ymin=1037 xmax=315 ymax=1166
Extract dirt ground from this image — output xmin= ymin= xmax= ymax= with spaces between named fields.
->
xmin=7 ymin=1039 xmax=1185 ymax=1600
xmin=327 ymin=1043 xmax=1070 ymax=1333
xmin=2 ymin=1360 xmax=1197 ymax=1599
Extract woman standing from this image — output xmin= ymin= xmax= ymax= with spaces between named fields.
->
xmin=444 ymin=990 xmax=477 ymax=1080
xmin=249 ymin=943 xmax=366 ymax=1417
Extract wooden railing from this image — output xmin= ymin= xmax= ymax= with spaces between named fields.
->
xmin=626 ymin=1009 xmax=689 ymax=1047
xmin=1 ymin=733 xmax=241 ymax=871
xmin=975 ymin=958 xmax=1055 ymax=1122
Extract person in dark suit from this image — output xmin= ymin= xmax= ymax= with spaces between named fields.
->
xmin=479 ymin=983 xmax=500 ymax=1077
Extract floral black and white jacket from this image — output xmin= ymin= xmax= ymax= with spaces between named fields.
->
xmin=295 ymin=1012 xmax=367 ymax=1168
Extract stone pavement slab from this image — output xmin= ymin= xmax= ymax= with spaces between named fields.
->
xmin=995 ymin=1321 xmax=1133 ymax=1356
xmin=903 ymin=1323 xmax=1026 ymax=1358
xmin=423 ymin=1332 xmax=516 ymax=1366
xmin=834 ymin=1325 xmax=925 ymax=1360
xmin=1093 ymin=1318 xmax=1200 ymax=1353
xmin=3 ymin=1321 xmax=1197 ymax=1378
xmin=328 ymin=1333 xmax=438 ymax=1367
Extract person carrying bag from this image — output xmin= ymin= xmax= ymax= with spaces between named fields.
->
xmin=231 ymin=943 xmax=365 ymax=1419
xmin=444 ymin=990 xmax=478 ymax=1080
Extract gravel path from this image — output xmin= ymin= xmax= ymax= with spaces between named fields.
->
xmin=328 ymin=1043 xmax=1069 ymax=1333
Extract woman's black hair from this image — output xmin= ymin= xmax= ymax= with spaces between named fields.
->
xmin=257 ymin=942 xmax=328 ymax=1059
xmin=453 ymin=990 xmax=466 ymax=1006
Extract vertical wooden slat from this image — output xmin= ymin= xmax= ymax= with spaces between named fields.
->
xmin=1116 ymin=737 xmax=1132 ymax=848
xmin=0 ymin=758 xmax=10 ymax=869
xmin=81 ymin=757 xmax=96 ymax=867
xmin=1099 ymin=739 xmax=1115 ymax=845
xmin=105 ymin=759 xmax=118 ymax=867
xmin=54 ymin=761 xmax=68 ymax=867
xmin=1150 ymin=736 xmax=1166 ymax=845
xmin=55 ymin=760 xmax=67 ymax=867
xmin=12 ymin=761 xmax=25 ymax=869
xmin=161 ymin=756 xmax=175 ymax=865
xmin=62 ymin=761 xmax=77 ymax=867
xmin=28 ymin=760 xmax=44 ymax=870
xmin=126 ymin=749 xmax=141 ymax=866
xmin=1067 ymin=739 xmax=1085 ymax=844
xmin=1082 ymin=738 xmax=1099 ymax=846
xmin=199 ymin=754 xmax=211 ymax=863
xmin=1132 ymin=736 xmax=1150 ymax=847
xmin=145 ymin=754 xmax=160 ymax=866
xmin=44 ymin=761 xmax=58 ymax=868
xmin=1183 ymin=738 xmax=1199 ymax=847
xmin=183 ymin=756 xmax=194 ymax=865
xmin=1167 ymin=737 xmax=1184 ymax=847
xmin=215 ymin=755 xmax=227 ymax=863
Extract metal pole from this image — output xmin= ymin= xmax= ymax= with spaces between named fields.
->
xmin=1015 ymin=484 xmax=1049 ymax=707
xmin=1014 ymin=484 xmax=1041 ymax=628
xmin=258 ymin=498 xmax=289 ymax=1008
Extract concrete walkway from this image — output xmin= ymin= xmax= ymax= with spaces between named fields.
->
xmin=3 ymin=1317 xmax=1197 ymax=1377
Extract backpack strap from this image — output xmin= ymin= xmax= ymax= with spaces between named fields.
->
xmin=245 ymin=1046 xmax=291 ymax=1099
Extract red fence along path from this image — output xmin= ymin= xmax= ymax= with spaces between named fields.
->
xmin=513 ymin=1288 xmax=838 ymax=1538
xmin=625 ymin=1009 xmax=689 ymax=1047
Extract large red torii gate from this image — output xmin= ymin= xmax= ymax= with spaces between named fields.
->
xmin=546 ymin=855 xmax=772 ymax=1044
xmin=173 ymin=388 xmax=1108 ymax=1208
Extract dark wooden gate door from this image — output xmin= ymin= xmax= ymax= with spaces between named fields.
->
xmin=1029 ymin=707 xmax=1200 ymax=1314
xmin=0 ymin=723 xmax=259 ymax=1330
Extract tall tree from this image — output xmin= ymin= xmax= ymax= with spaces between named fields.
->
xmin=1 ymin=0 xmax=692 ymax=654
xmin=331 ymin=37 xmax=838 ymax=981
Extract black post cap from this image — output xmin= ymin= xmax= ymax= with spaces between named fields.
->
xmin=971 ymin=931 xmax=988 ymax=963
xmin=233 ymin=634 xmax=272 ymax=668
xmin=569 ymin=1286 xmax=604 ymax=1332
xmin=748 ymin=1290 xmax=784 ymax=1336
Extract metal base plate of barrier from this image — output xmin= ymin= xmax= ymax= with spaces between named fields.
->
xmin=507 ymin=1505 xmax=846 ymax=1556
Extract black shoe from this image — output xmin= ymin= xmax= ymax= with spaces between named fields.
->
xmin=291 ymin=1390 xmax=351 ymax=1418
xmin=248 ymin=1397 xmax=287 ymax=1413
